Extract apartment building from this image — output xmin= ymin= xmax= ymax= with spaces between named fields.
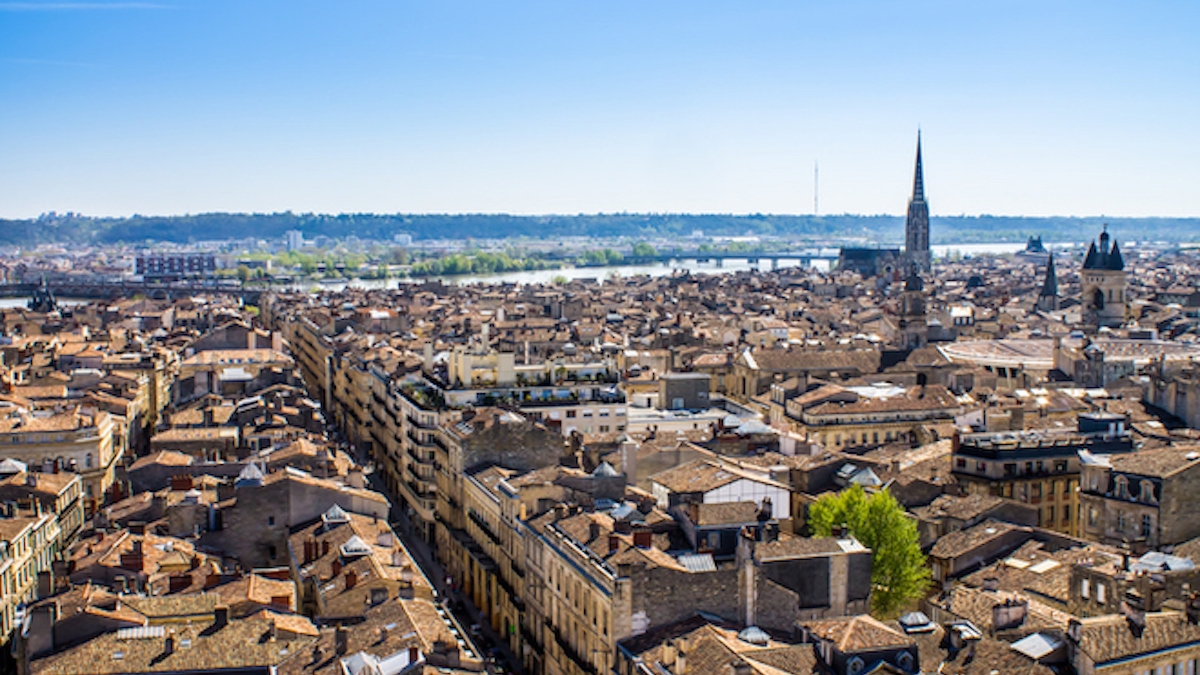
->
xmin=953 ymin=412 xmax=1136 ymax=536
xmin=1079 ymin=444 xmax=1200 ymax=551
xmin=0 ymin=502 xmax=61 ymax=649
xmin=0 ymin=407 xmax=124 ymax=509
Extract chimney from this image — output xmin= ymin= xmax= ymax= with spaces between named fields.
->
xmin=164 ymin=635 xmax=175 ymax=657
xmin=345 ymin=569 xmax=357 ymax=590
xmin=335 ymin=626 xmax=349 ymax=655
xmin=322 ymin=541 xmax=331 ymax=557
xmin=633 ymin=529 xmax=653 ymax=549
xmin=675 ymin=648 xmax=687 ymax=675
xmin=203 ymin=407 xmax=214 ymax=427
xmin=169 ymin=575 xmax=190 ymax=593
xmin=130 ymin=521 xmax=146 ymax=536
xmin=25 ymin=473 xmax=37 ymax=488
xmin=213 ymin=605 xmax=229 ymax=631
xmin=1187 ymin=591 xmax=1200 ymax=625
xmin=270 ymin=595 xmax=291 ymax=610
xmin=608 ymin=534 xmax=620 ymax=554
xmin=589 ymin=521 xmax=601 ymax=542
xmin=205 ymin=573 xmax=221 ymax=589
xmin=408 ymin=646 xmax=420 ymax=664
xmin=662 ymin=641 xmax=677 ymax=669
xmin=992 ymin=598 xmax=1028 ymax=631
xmin=332 ymin=560 xmax=343 ymax=577
xmin=732 ymin=660 xmax=752 ymax=675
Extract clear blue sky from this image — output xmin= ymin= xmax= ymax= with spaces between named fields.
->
xmin=2 ymin=1 xmax=1197 ymax=218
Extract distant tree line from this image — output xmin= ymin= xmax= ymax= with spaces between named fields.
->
xmin=2 ymin=212 xmax=1198 ymax=246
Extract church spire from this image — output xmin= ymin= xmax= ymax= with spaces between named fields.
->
xmin=904 ymin=130 xmax=931 ymax=273
xmin=912 ymin=130 xmax=925 ymax=202
xmin=1040 ymin=252 xmax=1058 ymax=298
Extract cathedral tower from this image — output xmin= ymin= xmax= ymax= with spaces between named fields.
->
xmin=905 ymin=132 xmax=931 ymax=273
xmin=1081 ymin=225 xmax=1126 ymax=329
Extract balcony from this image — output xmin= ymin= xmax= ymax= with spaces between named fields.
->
xmin=407 ymin=414 xmax=438 ymax=430
xmin=407 ymin=429 xmax=436 ymax=448
xmin=407 ymin=446 xmax=435 ymax=467
xmin=547 ymin=622 xmax=600 ymax=675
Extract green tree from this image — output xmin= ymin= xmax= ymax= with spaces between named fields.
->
xmin=631 ymin=241 xmax=657 ymax=257
xmin=808 ymin=485 xmax=930 ymax=617
xmin=236 ymin=265 xmax=251 ymax=283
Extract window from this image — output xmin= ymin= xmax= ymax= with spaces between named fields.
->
xmin=976 ymin=461 xmax=986 ymax=472
xmin=566 ymin=410 xmax=576 ymax=418
xmin=1115 ymin=476 xmax=1129 ymax=499
xmin=1047 ymin=506 xmax=1055 ymax=524
xmin=371 ymin=588 xmax=388 ymax=605
xmin=1081 ymin=578 xmax=1090 ymax=599
xmin=1117 ymin=511 xmax=1127 ymax=532
xmin=1097 ymin=583 xmax=1106 ymax=604
xmin=268 ymin=516 xmax=275 ymax=527
xmin=956 ymin=458 xmax=966 ymax=468
xmin=1089 ymin=507 xmax=1097 ymax=527
xmin=1141 ymin=480 xmax=1157 ymax=504
xmin=1143 ymin=514 xmax=1153 ymax=538
xmin=1004 ymin=463 xmax=1017 ymax=477
xmin=1063 ymin=505 xmax=1071 ymax=524
xmin=1055 ymin=460 xmax=1069 ymax=473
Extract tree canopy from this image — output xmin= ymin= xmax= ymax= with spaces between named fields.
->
xmin=808 ymin=485 xmax=931 ymax=617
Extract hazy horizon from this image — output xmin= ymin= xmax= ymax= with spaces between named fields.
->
xmin=3 ymin=1 xmax=1198 ymax=219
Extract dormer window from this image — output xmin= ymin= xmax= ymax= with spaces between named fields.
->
xmin=1114 ymin=476 xmax=1129 ymax=499
xmin=1140 ymin=480 xmax=1157 ymax=504
xmin=339 ymin=535 xmax=372 ymax=559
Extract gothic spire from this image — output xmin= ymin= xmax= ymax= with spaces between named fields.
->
xmin=912 ymin=131 xmax=925 ymax=202
xmin=1040 ymin=252 xmax=1058 ymax=298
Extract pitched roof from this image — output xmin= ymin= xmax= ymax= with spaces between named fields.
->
xmin=802 ymin=615 xmax=912 ymax=653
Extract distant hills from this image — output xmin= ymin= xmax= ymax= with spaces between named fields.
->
xmin=1 ymin=213 xmax=1197 ymax=246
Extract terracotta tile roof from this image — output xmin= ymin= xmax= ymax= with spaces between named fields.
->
xmin=31 ymin=613 xmax=313 ymax=675
xmin=911 ymin=493 xmax=1006 ymax=523
xmin=753 ymin=535 xmax=851 ymax=561
xmin=802 ymin=615 xmax=912 ymax=653
xmin=1076 ymin=610 xmax=1200 ymax=665
xmin=1107 ymin=444 xmax=1200 ymax=478
xmin=929 ymin=519 xmax=1022 ymax=560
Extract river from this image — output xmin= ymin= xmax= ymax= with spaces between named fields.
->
xmin=0 ymin=242 xmax=1052 ymax=303
xmin=304 ymin=242 xmax=1038 ymax=290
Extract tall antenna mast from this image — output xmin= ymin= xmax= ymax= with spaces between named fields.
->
xmin=814 ymin=161 xmax=819 ymax=216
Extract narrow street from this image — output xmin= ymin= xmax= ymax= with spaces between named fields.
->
xmin=350 ymin=444 xmax=524 ymax=675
